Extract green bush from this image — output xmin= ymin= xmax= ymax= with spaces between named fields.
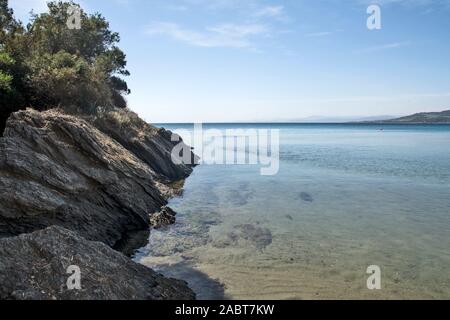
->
xmin=0 ymin=0 xmax=130 ymax=133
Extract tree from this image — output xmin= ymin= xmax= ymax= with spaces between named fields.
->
xmin=0 ymin=49 xmax=26 ymax=134
xmin=0 ymin=0 xmax=21 ymax=43
xmin=0 ymin=52 xmax=13 ymax=91
xmin=0 ymin=0 xmax=130 ymax=133
xmin=24 ymin=1 xmax=130 ymax=111
xmin=26 ymin=50 xmax=113 ymax=113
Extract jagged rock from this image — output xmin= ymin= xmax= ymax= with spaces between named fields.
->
xmin=88 ymin=109 xmax=197 ymax=181
xmin=0 ymin=226 xmax=195 ymax=300
xmin=150 ymin=206 xmax=177 ymax=229
xmin=0 ymin=109 xmax=198 ymax=300
xmin=112 ymin=229 xmax=151 ymax=257
xmin=0 ymin=109 xmax=181 ymax=248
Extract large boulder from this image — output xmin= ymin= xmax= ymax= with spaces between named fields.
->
xmin=0 ymin=109 xmax=172 ymax=247
xmin=0 ymin=226 xmax=195 ymax=300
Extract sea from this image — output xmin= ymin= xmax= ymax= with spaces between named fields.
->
xmin=134 ymin=123 xmax=450 ymax=300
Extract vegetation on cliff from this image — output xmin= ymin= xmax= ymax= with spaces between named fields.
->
xmin=0 ymin=0 xmax=130 ymax=134
xmin=0 ymin=1 xmax=197 ymax=300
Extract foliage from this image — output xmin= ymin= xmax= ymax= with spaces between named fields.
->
xmin=0 ymin=0 xmax=130 ymax=133
xmin=0 ymin=49 xmax=25 ymax=133
xmin=0 ymin=52 xmax=14 ymax=91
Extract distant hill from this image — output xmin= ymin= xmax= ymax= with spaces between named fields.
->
xmin=293 ymin=115 xmax=397 ymax=123
xmin=265 ymin=115 xmax=398 ymax=123
xmin=369 ymin=110 xmax=450 ymax=124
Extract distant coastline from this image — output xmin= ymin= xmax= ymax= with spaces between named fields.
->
xmin=154 ymin=110 xmax=450 ymax=126
xmin=359 ymin=110 xmax=450 ymax=124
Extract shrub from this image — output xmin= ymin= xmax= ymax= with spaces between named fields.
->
xmin=0 ymin=0 xmax=130 ymax=133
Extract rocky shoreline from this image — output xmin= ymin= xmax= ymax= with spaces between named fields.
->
xmin=0 ymin=108 xmax=196 ymax=300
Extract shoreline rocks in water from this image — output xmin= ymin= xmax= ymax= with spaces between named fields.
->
xmin=150 ymin=206 xmax=177 ymax=230
xmin=0 ymin=108 xmax=196 ymax=300
xmin=0 ymin=226 xmax=195 ymax=300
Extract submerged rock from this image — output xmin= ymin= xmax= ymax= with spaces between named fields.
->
xmin=226 ymin=182 xmax=254 ymax=207
xmin=299 ymin=192 xmax=314 ymax=203
xmin=145 ymin=219 xmax=212 ymax=257
xmin=235 ymin=224 xmax=273 ymax=250
xmin=211 ymin=223 xmax=273 ymax=250
xmin=211 ymin=232 xmax=239 ymax=249
xmin=0 ymin=226 xmax=195 ymax=300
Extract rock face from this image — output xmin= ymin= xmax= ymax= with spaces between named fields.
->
xmin=0 ymin=109 xmax=191 ymax=246
xmin=0 ymin=108 xmax=196 ymax=300
xmin=0 ymin=226 xmax=195 ymax=300
xmin=89 ymin=110 xmax=196 ymax=181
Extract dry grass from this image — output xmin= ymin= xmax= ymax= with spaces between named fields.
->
xmin=91 ymin=108 xmax=159 ymax=140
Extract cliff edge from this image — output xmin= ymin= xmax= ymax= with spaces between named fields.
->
xmin=0 ymin=108 xmax=195 ymax=300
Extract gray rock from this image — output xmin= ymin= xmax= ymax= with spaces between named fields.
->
xmin=211 ymin=223 xmax=273 ymax=250
xmin=88 ymin=110 xmax=197 ymax=181
xmin=112 ymin=229 xmax=150 ymax=257
xmin=150 ymin=206 xmax=177 ymax=230
xmin=0 ymin=109 xmax=172 ymax=247
xmin=0 ymin=226 xmax=195 ymax=300
xmin=0 ymin=109 xmax=199 ymax=300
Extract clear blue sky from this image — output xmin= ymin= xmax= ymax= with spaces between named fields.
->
xmin=9 ymin=0 xmax=450 ymax=123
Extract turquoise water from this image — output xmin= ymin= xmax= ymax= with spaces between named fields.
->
xmin=135 ymin=124 xmax=450 ymax=299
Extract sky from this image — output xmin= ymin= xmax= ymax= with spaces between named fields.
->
xmin=9 ymin=0 xmax=450 ymax=123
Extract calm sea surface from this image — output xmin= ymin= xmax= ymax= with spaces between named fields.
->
xmin=135 ymin=124 xmax=450 ymax=299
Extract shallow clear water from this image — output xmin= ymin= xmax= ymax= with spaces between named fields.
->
xmin=135 ymin=124 xmax=450 ymax=300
